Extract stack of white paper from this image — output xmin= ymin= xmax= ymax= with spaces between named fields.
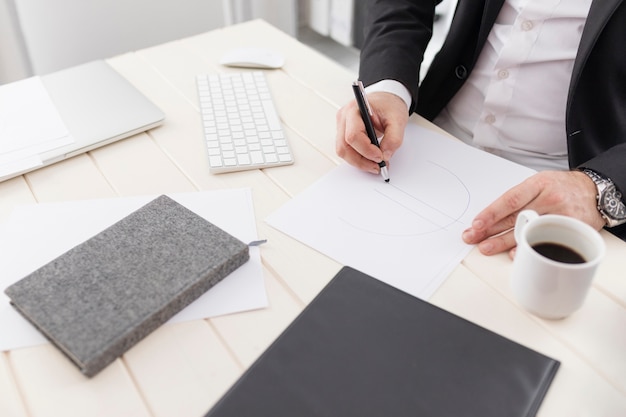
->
xmin=0 ymin=76 xmax=75 ymax=179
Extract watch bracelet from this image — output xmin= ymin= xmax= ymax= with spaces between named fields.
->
xmin=581 ymin=168 xmax=626 ymax=227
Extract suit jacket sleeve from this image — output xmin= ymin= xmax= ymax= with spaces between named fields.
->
xmin=358 ymin=0 xmax=441 ymax=111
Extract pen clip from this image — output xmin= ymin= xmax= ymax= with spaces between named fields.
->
xmin=356 ymin=80 xmax=373 ymax=116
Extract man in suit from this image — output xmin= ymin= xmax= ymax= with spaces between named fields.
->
xmin=336 ymin=0 xmax=626 ymax=256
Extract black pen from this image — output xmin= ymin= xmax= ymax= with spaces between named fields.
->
xmin=351 ymin=80 xmax=389 ymax=182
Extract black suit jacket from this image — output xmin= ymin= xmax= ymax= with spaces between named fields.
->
xmin=359 ymin=0 xmax=626 ymax=194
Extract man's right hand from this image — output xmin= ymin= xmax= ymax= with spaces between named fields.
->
xmin=335 ymin=91 xmax=409 ymax=175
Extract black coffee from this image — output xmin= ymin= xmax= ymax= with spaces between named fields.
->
xmin=531 ymin=242 xmax=586 ymax=264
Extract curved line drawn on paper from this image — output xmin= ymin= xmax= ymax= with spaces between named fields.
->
xmin=339 ymin=161 xmax=471 ymax=237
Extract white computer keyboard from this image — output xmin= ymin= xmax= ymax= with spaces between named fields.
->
xmin=196 ymin=71 xmax=294 ymax=174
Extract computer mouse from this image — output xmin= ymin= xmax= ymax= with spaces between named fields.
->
xmin=219 ymin=47 xmax=285 ymax=69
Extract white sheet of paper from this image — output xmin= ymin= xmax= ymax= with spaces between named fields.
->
xmin=0 ymin=76 xmax=74 ymax=169
xmin=267 ymin=124 xmax=535 ymax=299
xmin=0 ymin=189 xmax=267 ymax=351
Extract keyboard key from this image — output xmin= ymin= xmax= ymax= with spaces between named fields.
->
xmin=209 ymin=156 xmax=223 ymax=167
xmin=250 ymin=151 xmax=264 ymax=164
xmin=237 ymin=154 xmax=251 ymax=165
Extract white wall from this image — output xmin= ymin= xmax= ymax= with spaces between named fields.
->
xmin=14 ymin=0 xmax=227 ymax=76
xmin=227 ymin=0 xmax=298 ymax=36
xmin=0 ymin=0 xmax=299 ymax=84
xmin=0 ymin=0 xmax=31 ymax=83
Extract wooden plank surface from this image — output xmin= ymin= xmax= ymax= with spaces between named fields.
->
xmin=0 ymin=19 xmax=624 ymax=417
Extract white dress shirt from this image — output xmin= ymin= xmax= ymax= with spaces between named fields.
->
xmin=368 ymin=0 xmax=592 ymax=172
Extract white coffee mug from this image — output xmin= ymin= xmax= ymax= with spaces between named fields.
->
xmin=511 ymin=210 xmax=605 ymax=320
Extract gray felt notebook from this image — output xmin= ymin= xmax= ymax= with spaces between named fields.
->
xmin=4 ymin=195 xmax=249 ymax=377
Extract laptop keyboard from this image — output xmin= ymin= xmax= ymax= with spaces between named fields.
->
xmin=196 ymin=71 xmax=294 ymax=174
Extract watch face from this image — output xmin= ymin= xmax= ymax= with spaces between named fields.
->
xmin=600 ymin=185 xmax=626 ymax=220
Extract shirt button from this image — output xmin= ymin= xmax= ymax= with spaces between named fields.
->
xmin=497 ymin=69 xmax=509 ymax=79
xmin=484 ymin=114 xmax=496 ymax=124
xmin=521 ymin=20 xmax=534 ymax=31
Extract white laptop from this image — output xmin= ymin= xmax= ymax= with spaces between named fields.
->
xmin=0 ymin=60 xmax=164 ymax=182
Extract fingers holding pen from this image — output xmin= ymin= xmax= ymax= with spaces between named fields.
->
xmin=336 ymin=91 xmax=409 ymax=174
xmin=367 ymin=92 xmax=408 ymax=161
xmin=336 ymin=101 xmax=383 ymax=174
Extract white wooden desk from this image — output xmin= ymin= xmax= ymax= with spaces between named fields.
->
xmin=1 ymin=20 xmax=625 ymax=417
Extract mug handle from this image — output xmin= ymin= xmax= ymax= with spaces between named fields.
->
xmin=514 ymin=210 xmax=539 ymax=244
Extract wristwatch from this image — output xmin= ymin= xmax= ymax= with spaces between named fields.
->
xmin=581 ymin=168 xmax=626 ymax=227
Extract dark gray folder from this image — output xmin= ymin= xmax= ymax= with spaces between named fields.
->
xmin=205 ymin=266 xmax=559 ymax=417
xmin=5 ymin=195 xmax=249 ymax=377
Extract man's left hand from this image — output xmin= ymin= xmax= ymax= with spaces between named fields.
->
xmin=462 ymin=170 xmax=605 ymax=258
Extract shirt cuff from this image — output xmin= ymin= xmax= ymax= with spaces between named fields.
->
xmin=364 ymin=80 xmax=412 ymax=111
